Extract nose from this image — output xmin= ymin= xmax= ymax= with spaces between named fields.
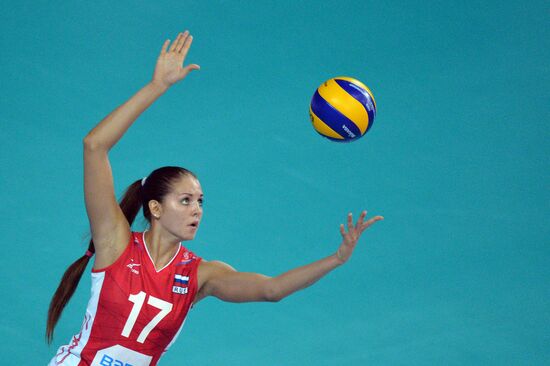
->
xmin=192 ymin=201 xmax=202 ymax=217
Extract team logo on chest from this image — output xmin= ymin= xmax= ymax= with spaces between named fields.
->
xmin=177 ymin=251 xmax=195 ymax=266
xmin=172 ymin=274 xmax=190 ymax=295
xmin=126 ymin=259 xmax=141 ymax=275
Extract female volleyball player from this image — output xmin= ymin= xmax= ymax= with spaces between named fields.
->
xmin=47 ymin=30 xmax=383 ymax=365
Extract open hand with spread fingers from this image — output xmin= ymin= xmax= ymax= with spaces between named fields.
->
xmin=336 ymin=211 xmax=384 ymax=264
xmin=152 ymin=30 xmax=200 ymax=90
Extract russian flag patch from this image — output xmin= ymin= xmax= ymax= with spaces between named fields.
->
xmin=173 ymin=274 xmax=189 ymax=295
xmin=174 ymin=274 xmax=189 ymax=284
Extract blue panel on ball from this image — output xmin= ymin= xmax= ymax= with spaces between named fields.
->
xmin=310 ymin=90 xmax=362 ymax=141
xmin=323 ymin=135 xmax=355 ymax=143
xmin=334 ymin=79 xmax=376 ymax=133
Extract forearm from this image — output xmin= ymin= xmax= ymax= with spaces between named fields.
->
xmin=84 ymin=81 xmax=168 ymax=150
xmin=270 ymin=253 xmax=342 ymax=301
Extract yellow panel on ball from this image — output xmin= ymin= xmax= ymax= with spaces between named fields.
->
xmin=309 ymin=107 xmax=345 ymax=140
xmin=317 ymin=78 xmax=371 ymax=135
xmin=335 ymin=76 xmax=377 ymax=109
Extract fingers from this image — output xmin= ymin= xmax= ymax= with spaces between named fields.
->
xmin=341 ymin=210 xmax=383 ymax=231
xmin=179 ymin=64 xmax=201 ymax=79
xmin=341 ymin=211 xmax=383 ymax=239
xmin=179 ymin=34 xmax=193 ymax=60
xmin=355 ymin=210 xmax=367 ymax=229
xmin=165 ymin=31 xmax=193 ymax=53
xmin=160 ymin=39 xmax=170 ymax=55
xmin=185 ymin=64 xmax=201 ymax=71
xmin=169 ymin=32 xmax=183 ymax=52
xmin=347 ymin=212 xmax=354 ymax=232
xmin=341 ymin=213 xmax=356 ymax=242
xmin=359 ymin=215 xmax=384 ymax=233
xmin=176 ymin=31 xmax=190 ymax=53
xmin=366 ymin=215 xmax=384 ymax=226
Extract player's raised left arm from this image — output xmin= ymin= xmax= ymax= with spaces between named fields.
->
xmin=196 ymin=211 xmax=383 ymax=303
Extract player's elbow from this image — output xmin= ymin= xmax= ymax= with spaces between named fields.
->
xmin=83 ymin=134 xmax=106 ymax=152
xmin=263 ymin=279 xmax=283 ymax=302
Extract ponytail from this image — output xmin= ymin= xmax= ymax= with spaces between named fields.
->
xmin=46 ymin=179 xmax=143 ymax=344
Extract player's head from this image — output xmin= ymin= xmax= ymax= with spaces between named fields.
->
xmin=140 ymin=166 xmax=203 ymax=240
xmin=140 ymin=166 xmax=199 ymax=219
xmin=119 ymin=166 xmax=198 ymax=222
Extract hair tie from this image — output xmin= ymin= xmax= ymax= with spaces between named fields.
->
xmin=85 ymin=250 xmax=94 ymax=258
xmin=141 ymin=177 xmax=147 ymax=186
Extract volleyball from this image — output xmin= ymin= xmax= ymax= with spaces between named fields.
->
xmin=309 ymin=76 xmax=377 ymax=142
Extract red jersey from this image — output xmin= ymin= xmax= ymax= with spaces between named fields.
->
xmin=49 ymin=232 xmax=202 ymax=366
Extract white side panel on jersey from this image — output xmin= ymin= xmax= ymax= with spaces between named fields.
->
xmin=91 ymin=345 xmax=152 ymax=366
xmin=48 ymin=272 xmax=105 ymax=366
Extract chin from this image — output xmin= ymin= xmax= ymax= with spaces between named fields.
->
xmin=179 ymin=232 xmax=197 ymax=242
xmin=168 ymin=226 xmax=197 ymax=242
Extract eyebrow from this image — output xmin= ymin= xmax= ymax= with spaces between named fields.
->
xmin=178 ymin=192 xmax=204 ymax=197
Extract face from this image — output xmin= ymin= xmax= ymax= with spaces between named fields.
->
xmin=151 ymin=175 xmax=204 ymax=241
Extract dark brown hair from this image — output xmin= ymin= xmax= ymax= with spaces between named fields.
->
xmin=46 ymin=166 xmax=196 ymax=343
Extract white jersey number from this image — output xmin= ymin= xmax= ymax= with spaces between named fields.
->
xmin=121 ymin=291 xmax=173 ymax=343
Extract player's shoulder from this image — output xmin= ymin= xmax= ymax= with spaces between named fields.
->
xmin=199 ymin=260 xmax=235 ymax=275
xmin=177 ymin=245 xmax=201 ymax=266
xmin=195 ymin=260 xmax=236 ymax=295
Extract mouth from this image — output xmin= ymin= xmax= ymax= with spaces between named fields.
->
xmin=188 ymin=221 xmax=199 ymax=228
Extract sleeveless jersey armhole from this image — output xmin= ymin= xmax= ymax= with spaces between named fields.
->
xmin=91 ymin=233 xmax=134 ymax=273
xmin=190 ymin=257 xmax=203 ymax=306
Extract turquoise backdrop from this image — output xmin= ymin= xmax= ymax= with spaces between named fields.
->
xmin=1 ymin=1 xmax=548 ymax=364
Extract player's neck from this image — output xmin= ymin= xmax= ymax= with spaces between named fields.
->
xmin=143 ymin=229 xmax=180 ymax=270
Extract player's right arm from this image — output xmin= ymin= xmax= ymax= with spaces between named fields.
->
xmin=83 ymin=31 xmax=200 ymax=268
xmin=194 ymin=212 xmax=383 ymax=304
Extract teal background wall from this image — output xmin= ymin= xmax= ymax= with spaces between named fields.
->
xmin=1 ymin=1 xmax=548 ymax=364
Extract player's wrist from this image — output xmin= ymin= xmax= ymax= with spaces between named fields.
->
xmin=149 ymin=79 xmax=170 ymax=94
xmin=335 ymin=248 xmax=346 ymax=265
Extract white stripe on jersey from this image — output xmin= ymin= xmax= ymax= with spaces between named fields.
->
xmin=49 ymin=272 xmax=105 ymax=365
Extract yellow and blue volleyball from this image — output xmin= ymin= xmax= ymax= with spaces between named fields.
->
xmin=309 ymin=76 xmax=377 ymax=142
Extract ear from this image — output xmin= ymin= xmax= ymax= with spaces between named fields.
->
xmin=148 ymin=200 xmax=162 ymax=219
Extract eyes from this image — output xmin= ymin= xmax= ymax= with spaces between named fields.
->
xmin=180 ymin=197 xmax=204 ymax=207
